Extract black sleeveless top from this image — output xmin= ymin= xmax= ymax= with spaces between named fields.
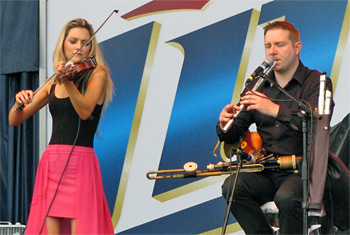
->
xmin=48 ymin=75 xmax=103 ymax=147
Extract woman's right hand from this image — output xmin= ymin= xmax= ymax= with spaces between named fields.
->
xmin=219 ymin=104 xmax=241 ymax=129
xmin=10 ymin=84 xmax=50 ymax=126
xmin=15 ymin=90 xmax=34 ymax=107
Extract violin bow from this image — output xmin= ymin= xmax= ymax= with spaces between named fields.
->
xmin=14 ymin=10 xmax=119 ymax=112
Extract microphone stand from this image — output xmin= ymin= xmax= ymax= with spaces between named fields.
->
xmin=221 ymin=64 xmax=276 ymax=234
xmin=221 ymin=153 xmax=243 ymax=235
xmin=263 ymin=75 xmax=321 ymax=235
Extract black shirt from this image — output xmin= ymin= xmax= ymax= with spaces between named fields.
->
xmin=48 ymin=84 xmax=102 ymax=148
xmin=217 ymin=60 xmax=334 ymax=156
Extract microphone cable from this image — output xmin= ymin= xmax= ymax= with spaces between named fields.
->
xmin=34 ymin=66 xmax=100 ymax=234
xmin=40 ymin=117 xmax=81 ymax=234
xmin=22 ymin=117 xmax=81 ymax=235
xmin=245 ymin=79 xmax=292 ymax=103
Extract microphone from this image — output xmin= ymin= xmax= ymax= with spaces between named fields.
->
xmin=233 ymin=148 xmax=256 ymax=163
xmin=245 ymin=57 xmax=274 ymax=85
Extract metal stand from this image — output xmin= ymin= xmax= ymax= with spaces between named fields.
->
xmin=299 ymin=112 xmax=310 ymax=235
xmin=221 ymin=156 xmax=243 ymax=235
xmin=263 ymin=77 xmax=320 ymax=235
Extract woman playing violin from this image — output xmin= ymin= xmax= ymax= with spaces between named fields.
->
xmin=9 ymin=18 xmax=114 ymax=234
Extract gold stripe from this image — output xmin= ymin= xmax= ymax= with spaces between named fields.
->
xmin=330 ymin=0 xmax=350 ymax=92
xmin=231 ymin=9 xmax=261 ymax=104
xmin=167 ymin=42 xmax=185 ymax=56
xmin=201 ymin=0 xmax=215 ymax=12
xmin=199 ymin=222 xmax=243 ymax=235
xmin=153 ymin=175 xmax=227 ymax=202
xmin=111 ymin=22 xmax=162 ymax=227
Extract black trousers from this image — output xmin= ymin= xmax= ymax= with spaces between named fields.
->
xmin=222 ymin=170 xmax=304 ymax=235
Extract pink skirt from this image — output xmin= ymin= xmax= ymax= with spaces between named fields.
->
xmin=25 ymin=144 xmax=114 ymax=234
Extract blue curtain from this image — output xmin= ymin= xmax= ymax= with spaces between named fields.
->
xmin=0 ymin=0 xmax=39 ymax=225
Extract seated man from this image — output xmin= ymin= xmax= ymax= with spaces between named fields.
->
xmin=217 ymin=21 xmax=336 ymax=234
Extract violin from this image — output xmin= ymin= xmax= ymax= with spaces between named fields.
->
xmin=56 ymin=56 xmax=97 ymax=84
xmin=220 ymin=130 xmax=264 ymax=161
xmin=240 ymin=130 xmax=263 ymax=154
xmin=14 ymin=10 xmax=118 ymax=112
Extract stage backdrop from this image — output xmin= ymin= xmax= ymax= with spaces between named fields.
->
xmin=46 ymin=0 xmax=350 ymax=234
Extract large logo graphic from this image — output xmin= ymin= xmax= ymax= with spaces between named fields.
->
xmin=93 ymin=0 xmax=349 ymax=234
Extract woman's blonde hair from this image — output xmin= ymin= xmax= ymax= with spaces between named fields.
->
xmin=53 ymin=18 xmax=114 ymax=108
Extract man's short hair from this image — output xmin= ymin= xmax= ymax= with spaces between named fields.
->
xmin=264 ymin=21 xmax=300 ymax=44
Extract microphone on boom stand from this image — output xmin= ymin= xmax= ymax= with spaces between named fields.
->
xmin=245 ymin=57 xmax=274 ymax=86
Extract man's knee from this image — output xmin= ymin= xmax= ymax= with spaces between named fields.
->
xmin=274 ymin=192 xmax=301 ymax=212
xmin=221 ymin=175 xmax=234 ymax=199
xmin=221 ymin=173 xmax=253 ymax=201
